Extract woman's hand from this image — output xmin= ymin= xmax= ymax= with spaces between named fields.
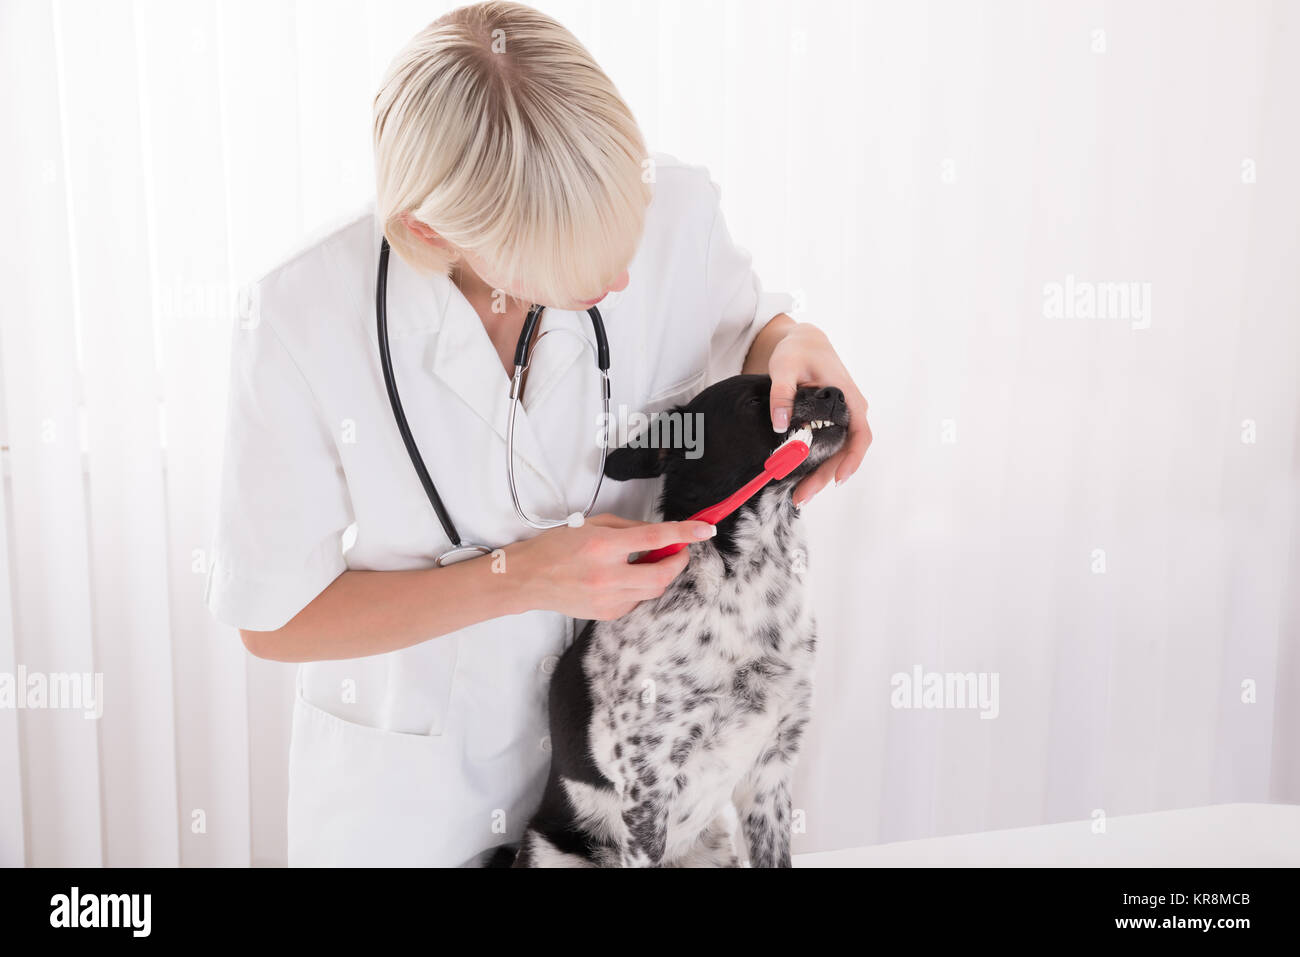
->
xmin=504 ymin=514 xmax=716 ymax=620
xmin=754 ymin=320 xmax=871 ymax=507
xmin=238 ymin=515 xmax=712 ymax=662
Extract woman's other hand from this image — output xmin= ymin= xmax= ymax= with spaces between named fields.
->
xmin=754 ymin=319 xmax=872 ymax=507
xmin=504 ymin=514 xmax=716 ymax=620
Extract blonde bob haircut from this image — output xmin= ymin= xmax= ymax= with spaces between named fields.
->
xmin=373 ymin=1 xmax=652 ymax=308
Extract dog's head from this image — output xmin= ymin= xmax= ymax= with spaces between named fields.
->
xmin=604 ymin=374 xmax=850 ymax=525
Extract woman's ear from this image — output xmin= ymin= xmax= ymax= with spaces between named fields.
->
xmin=604 ymin=444 xmax=668 ymax=481
xmin=401 ymin=213 xmax=450 ymax=248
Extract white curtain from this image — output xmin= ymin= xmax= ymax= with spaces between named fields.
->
xmin=1 ymin=0 xmax=1296 ymax=867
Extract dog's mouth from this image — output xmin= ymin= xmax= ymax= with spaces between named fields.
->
xmin=793 ymin=418 xmax=840 ymax=434
xmin=788 ymin=416 xmax=848 ymax=446
xmin=782 ymin=412 xmax=849 ymax=470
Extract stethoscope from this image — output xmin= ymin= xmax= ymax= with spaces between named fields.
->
xmin=376 ymin=237 xmax=611 ymax=566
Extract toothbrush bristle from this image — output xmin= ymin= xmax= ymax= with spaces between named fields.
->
xmin=766 ymin=429 xmax=812 ymax=479
xmin=784 ymin=427 xmax=813 ymax=447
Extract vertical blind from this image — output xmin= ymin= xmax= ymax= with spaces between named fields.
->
xmin=1 ymin=0 xmax=1297 ymax=866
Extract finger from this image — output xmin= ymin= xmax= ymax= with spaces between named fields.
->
xmin=792 ymin=458 xmax=838 ymax=507
xmin=618 ymin=547 xmax=691 ymax=595
xmin=618 ymin=520 xmax=717 ymax=551
xmin=833 ymin=408 xmax=873 ymax=485
xmin=768 ymin=367 xmax=799 ymax=434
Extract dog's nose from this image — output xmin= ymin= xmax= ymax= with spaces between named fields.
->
xmin=815 ymin=386 xmax=845 ymax=418
xmin=792 ymin=384 xmax=847 ymax=425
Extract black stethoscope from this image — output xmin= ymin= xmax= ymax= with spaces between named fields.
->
xmin=376 ymin=237 xmax=612 ymax=565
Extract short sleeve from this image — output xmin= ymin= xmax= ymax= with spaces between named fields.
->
xmin=204 ymin=280 xmax=353 ymax=633
xmin=702 ymin=181 xmax=795 ymax=382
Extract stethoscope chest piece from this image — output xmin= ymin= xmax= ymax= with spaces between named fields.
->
xmin=435 ymin=543 xmax=495 ymax=567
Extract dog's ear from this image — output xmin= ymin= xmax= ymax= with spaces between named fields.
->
xmin=603 ymin=444 xmax=667 ymax=481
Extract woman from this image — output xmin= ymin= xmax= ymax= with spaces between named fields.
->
xmin=206 ymin=1 xmax=870 ymax=866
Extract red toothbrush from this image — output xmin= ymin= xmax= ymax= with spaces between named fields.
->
xmin=632 ymin=428 xmax=813 ymax=564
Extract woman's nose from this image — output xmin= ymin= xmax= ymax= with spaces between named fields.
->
xmin=578 ymin=270 xmax=630 ymax=306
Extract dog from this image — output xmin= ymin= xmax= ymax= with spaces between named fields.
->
xmin=505 ymin=374 xmax=849 ymax=867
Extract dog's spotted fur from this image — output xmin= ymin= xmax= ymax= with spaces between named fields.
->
xmin=508 ymin=375 xmax=848 ymax=868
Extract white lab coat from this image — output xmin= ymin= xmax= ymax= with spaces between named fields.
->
xmin=205 ymin=153 xmax=793 ymax=867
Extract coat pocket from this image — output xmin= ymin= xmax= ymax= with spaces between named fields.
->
xmin=625 ymin=367 xmax=709 ymax=466
xmin=644 ymin=366 xmax=707 ymax=410
xmin=296 ymin=637 xmax=459 ymax=738
xmin=286 ymin=686 xmax=473 ymax=866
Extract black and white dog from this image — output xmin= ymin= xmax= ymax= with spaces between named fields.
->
xmin=508 ymin=374 xmax=848 ymax=867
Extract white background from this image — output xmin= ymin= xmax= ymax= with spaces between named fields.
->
xmin=1 ymin=0 xmax=1297 ymax=866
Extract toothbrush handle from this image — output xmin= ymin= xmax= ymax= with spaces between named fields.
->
xmin=630 ymin=437 xmax=809 ymax=566
xmin=631 ymin=472 xmax=774 ymax=564
xmin=632 ymin=504 xmax=711 ymax=564
xmin=632 ymin=541 xmax=689 ymax=565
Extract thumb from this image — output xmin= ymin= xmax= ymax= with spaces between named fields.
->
xmin=769 ymin=374 xmax=797 ymax=433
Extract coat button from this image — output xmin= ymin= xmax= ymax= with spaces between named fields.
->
xmin=540 ymin=655 xmax=559 ymax=676
xmin=540 ymin=735 xmax=552 ymax=752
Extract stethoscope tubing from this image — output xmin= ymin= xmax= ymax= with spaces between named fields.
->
xmin=506 ymin=362 xmax=610 ymax=528
xmin=376 ymin=237 xmax=471 ymax=552
xmin=376 ymin=236 xmax=610 ymax=555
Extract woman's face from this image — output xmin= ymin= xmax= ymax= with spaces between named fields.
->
xmin=404 ymin=214 xmax=631 ymax=310
xmin=459 ymin=246 xmax=630 ymax=311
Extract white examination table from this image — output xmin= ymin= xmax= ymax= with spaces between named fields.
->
xmin=793 ymin=803 xmax=1300 ymax=867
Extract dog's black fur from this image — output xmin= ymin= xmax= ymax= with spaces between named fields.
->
xmin=492 ymin=374 xmax=848 ymax=867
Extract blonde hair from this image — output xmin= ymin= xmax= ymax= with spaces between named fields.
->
xmin=373 ymin=1 xmax=651 ymax=307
